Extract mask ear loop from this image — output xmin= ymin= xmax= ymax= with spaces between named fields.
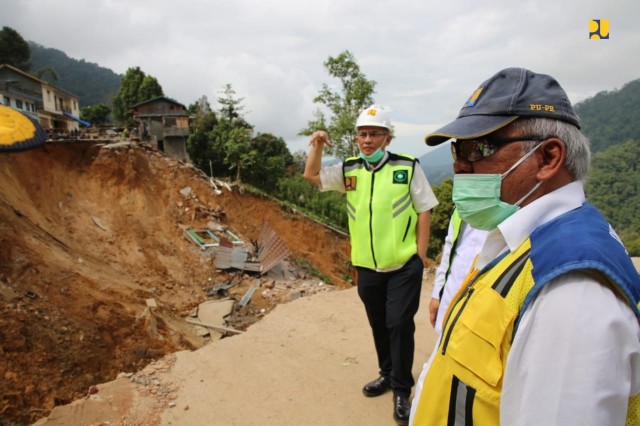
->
xmin=500 ymin=142 xmax=543 ymax=179
xmin=514 ymin=180 xmax=543 ymax=206
xmin=503 ymin=142 xmax=545 ymax=206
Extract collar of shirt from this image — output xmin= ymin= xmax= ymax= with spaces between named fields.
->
xmin=476 ymin=180 xmax=586 ymax=269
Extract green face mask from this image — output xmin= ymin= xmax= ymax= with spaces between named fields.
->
xmin=452 ymin=145 xmax=543 ymax=231
xmin=359 ymin=147 xmax=384 ymax=163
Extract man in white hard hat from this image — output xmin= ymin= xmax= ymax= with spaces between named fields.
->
xmin=304 ymin=105 xmax=438 ymax=425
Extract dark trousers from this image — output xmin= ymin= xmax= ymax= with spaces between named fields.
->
xmin=357 ymin=254 xmax=423 ymax=397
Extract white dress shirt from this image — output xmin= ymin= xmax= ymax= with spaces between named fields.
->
xmin=488 ymin=181 xmax=640 ymax=425
xmin=431 ymin=222 xmax=488 ymax=335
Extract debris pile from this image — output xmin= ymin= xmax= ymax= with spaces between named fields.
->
xmin=0 ymin=141 xmax=352 ymax=425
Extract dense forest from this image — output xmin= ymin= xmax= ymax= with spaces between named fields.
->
xmin=575 ymin=79 xmax=640 ymax=153
xmin=585 ymin=140 xmax=640 ymax=254
xmin=29 ymin=42 xmax=121 ymax=107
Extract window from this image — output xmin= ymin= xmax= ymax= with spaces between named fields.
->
xmin=16 ymin=100 xmax=23 ymax=109
xmin=3 ymin=96 xmax=9 ymax=106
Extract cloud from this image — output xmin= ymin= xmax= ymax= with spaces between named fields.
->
xmin=2 ymin=0 xmax=639 ymax=157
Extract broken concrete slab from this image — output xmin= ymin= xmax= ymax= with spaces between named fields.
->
xmin=189 ymin=299 xmax=236 ymax=340
xmin=197 ymin=299 xmax=235 ymax=325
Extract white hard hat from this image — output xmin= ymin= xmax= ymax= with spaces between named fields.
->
xmin=356 ymin=105 xmax=392 ymax=130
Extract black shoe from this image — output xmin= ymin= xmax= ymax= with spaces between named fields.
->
xmin=362 ymin=376 xmax=391 ymax=397
xmin=393 ymin=393 xmax=411 ymax=425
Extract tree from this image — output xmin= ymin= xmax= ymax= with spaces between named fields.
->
xmin=138 ymin=76 xmax=164 ymax=100
xmin=187 ymin=86 xmax=292 ymax=191
xmin=187 ymin=86 xmax=253 ymax=182
xmin=300 ymin=50 xmax=376 ymax=159
xmin=243 ymin=133 xmax=293 ymax=191
xmin=111 ymin=66 xmax=164 ymax=128
xmin=427 ymin=178 xmax=454 ymax=259
xmin=188 ymin=95 xmax=212 ymax=117
xmin=213 ymin=84 xmax=254 ymax=181
xmin=223 ymin=125 xmax=253 ymax=182
xmin=80 ymin=104 xmax=111 ymax=126
xmin=217 ymin=83 xmax=246 ymax=122
xmin=186 ymin=108 xmax=221 ymax=175
xmin=0 ymin=27 xmax=30 ymax=70
xmin=291 ymin=150 xmax=308 ymax=174
xmin=275 ymin=174 xmax=348 ymax=230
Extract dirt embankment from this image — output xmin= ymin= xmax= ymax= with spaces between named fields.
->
xmin=0 ymin=142 xmax=351 ymax=425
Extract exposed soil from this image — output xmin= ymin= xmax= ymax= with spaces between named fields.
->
xmin=0 ymin=141 xmax=353 ymax=425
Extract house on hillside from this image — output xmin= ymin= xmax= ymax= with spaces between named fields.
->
xmin=131 ymin=96 xmax=190 ymax=161
xmin=0 ymin=64 xmax=85 ymax=134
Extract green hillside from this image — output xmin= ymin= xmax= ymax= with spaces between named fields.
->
xmin=29 ymin=42 xmax=121 ymax=107
xmin=574 ymin=79 xmax=640 ymax=153
xmin=585 ymin=140 xmax=640 ymax=254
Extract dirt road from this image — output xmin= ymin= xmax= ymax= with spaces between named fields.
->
xmin=34 ymin=273 xmax=438 ymax=426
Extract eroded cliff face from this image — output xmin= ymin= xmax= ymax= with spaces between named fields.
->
xmin=0 ymin=142 xmax=351 ymax=424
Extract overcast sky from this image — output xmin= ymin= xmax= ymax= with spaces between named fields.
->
xmin=2 ymin=0 xmax=638 ymax=157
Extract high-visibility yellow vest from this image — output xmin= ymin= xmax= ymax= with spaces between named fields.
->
xmin=343 ymin=153 xmax=418 ymax=269
xmin=412 ymin=203 xmax=640 ymax=425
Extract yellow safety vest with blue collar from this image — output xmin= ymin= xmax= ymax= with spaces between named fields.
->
xmin=342 ymin=152 xmax=418 ymax=270
xmin=412 ymin=202 xmax=640 ymax=426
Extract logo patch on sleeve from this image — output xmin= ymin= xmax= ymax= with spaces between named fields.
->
xmin=345 ymin=176 xmax=357 ymax=191
xmin=393 ymin=170 xmax=408 ymax=184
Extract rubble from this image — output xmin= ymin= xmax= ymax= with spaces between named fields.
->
xmin=0 ymin=142 xmax=352 ymax=425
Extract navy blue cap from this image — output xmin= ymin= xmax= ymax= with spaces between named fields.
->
xmin=425 ymin=67 xmax=581 ymax=146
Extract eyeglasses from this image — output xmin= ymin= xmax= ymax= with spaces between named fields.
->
xmin=356 ymin=131 xmax=388 ymax=140
xmin=451 ymin=135 xmax=547 ymax=162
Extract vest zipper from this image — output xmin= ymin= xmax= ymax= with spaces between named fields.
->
xmin=402 ymin=217 xmax=411 ymax=242
xmin=369 ymin=173 xmax=377 ymax=268
xmin=440 ymin=287 xmax=475 ymax=355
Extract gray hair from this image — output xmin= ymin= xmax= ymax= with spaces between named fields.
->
xmin=514 ymin=117 xmax=591 ymax=181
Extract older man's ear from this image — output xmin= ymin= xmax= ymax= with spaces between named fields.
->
xmin=536 ymin=138 xmax=569 ymax=183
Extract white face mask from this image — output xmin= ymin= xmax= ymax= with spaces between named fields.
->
xmin=452 ymin=144 xmax=543 ymax=230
